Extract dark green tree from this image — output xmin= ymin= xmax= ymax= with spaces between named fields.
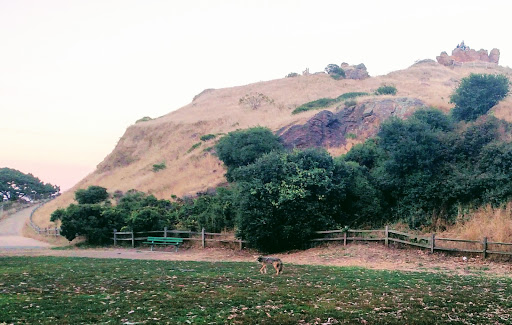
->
xmin=324 ymin=64 xmax=345 ymax=79
xmin=75 ymin=186 xmax=109 ymax=204
xmin=0 ymin=168 xmax=59 ymax=201
xmin=216 ymin=127 xmax=283 ymax=181
xmin=450 ymin=73 xmax=510 ymax=122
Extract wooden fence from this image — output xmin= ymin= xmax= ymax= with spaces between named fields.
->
xmin=113 ymin=228 xmax=245 ymax=250
xmin=28 ymin=200 xmax=61 ymax=237
xmin=311 ymin=226 xmax=512 ymax=259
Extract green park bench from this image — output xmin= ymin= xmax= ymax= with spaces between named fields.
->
xmin=144 ymin=236 xmax=184 ymax=252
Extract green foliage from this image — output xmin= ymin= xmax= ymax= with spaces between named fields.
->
xmin=187 ymin=142 xmax=202 ymax=153
xmin=200 ymin=134 xmax=216 ymax=141
xmin=285 ymin=72 xmax=299 ymax=78
xmin=324 ymin=64 xmax=345 ymax=79
xmin=292 ymin=92 xmax=368 ymax=114
xmin=215 ymin=127 xmax=283 ymax=181
xmin=0 ymin=168 xmax=59 ymax=201
xmin=74 ymin=186 xmax=109 ymax=204
xmin=336 ymin=92 xmax=369 ymax=100
xmin=450 ymin=73 xmax=510 ymax=122
xmin=136 ymin=116 xmax=152 ymax=123
xmin=375 ymin=85 xmax=397 ymax=95
xmin=345 ymin=132 xmax=357 ymax=139
xmin=152 ymin=162 xmax=166 ymax=172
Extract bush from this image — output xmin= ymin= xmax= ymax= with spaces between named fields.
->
xmin=200 ymin=134 xmax=216 ymax=141
xmin=187 ymin=142 xmax=202 ymax=153
xmin=450 ymin=73 xmax=510 ymax=122
xmin=215 ymin=127 xmax=283 ymax=181
xmin=324 ymin=64 xmax=345 ymax=80
xmin=152 ymin=162 xmax=166 ymax=172
xmin=75 ymin=186 xmax=109 ymax=204
xmin=239 ymin=93 xmax=274 ymax=109
xmin=136 ymin=116 xmax=152 ymax=123
xmin=375 ymin=85 xmax=397 ymax=95
xmin=293 ymin=92 xmax=370 ymax=114
xmin=286 ymin=72 xmax=299 ymax=78
xmin=344 ymin=100 xmax=357 ymax=108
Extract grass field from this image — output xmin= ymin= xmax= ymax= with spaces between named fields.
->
xmin=0 ymin=257 xmax=511 ymax=324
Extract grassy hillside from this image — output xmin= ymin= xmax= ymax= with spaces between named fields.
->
xmin=33 ymin=61 xmax=512 ymax=228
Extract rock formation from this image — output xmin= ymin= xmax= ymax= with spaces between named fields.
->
xmin=341 ymin=63 xmax=370 ymax=79
xmin=436 ymin=42 xmax=500 ymax=66
xmin=279 ymin=98 xmax=425 ymax=150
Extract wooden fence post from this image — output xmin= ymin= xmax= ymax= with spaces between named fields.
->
xmin=131 ymin=231 xmax=135 ymax=248
xmin=164 ymin=226 xmax=168 ymax=238
xmin=343 ymin=232 xmax=347 ymax=246
xmin=385 ymin=226 xmax=389 ymax=247
xmin=430 ymin=233 xmax=435 ymax=254
xmin=483 ymin=237 xmax=488 ymax=259
xmin=239 ymin=238 xmax=243 ymax=250
xmin=54 ymin=227 xmax=58 ymax=237
xmin=201 ymin=228 xmax=205 ymax=248
xmin=113 ymin=229 xmax=117 ymax=246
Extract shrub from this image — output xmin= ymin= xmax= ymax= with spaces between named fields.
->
xmin=336 ymin=92 xmax=369 ymax=100
xmin=152 ymin=162 xmax=166 ymax=172
xmin=75 ymin=186 xmax=109 ymax=204
xmin=136 ymin=116 xmax=152 ymax=123
xmin=239 ymin=93 xmax=274 ymax=109
xmin=187 ymin=142 xmax=202 ymax=153
xmin=324 ymin=64 xmax=345 ymax=80
xmin=375 ymin=85 xmax=397 ymax=95
xmin=292 ymin=98 xmax=336 ymax=114
xmin=345 ymin=132 xmax=357 ymax=139
xmin=450 ymin=73 xmax=510 ymax=122
xmin=286 ymin=72 xmax=299 ymax=78
xmin=215 ymin=127 xmax=283 ymax=181
xmin=200 ymin=134 xmax=216 ymax=141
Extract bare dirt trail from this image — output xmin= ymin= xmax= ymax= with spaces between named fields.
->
xmin=0 ymin=206 xmax=52 ymax=249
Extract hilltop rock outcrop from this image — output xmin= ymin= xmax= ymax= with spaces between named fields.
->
xmin=436 ymin=42 xmax=500 ymax=66
xmin=279 ymin=98 xmax=425 ymax=149
xmin=341 ymin=63 xmax=370 ymax=80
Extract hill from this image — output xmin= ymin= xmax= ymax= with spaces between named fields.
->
xmin=33 ymin=60 xmax=512 ymax=228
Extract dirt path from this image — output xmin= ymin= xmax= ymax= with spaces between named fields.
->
xmin=0 ymin=206 xmax=52 ymax=249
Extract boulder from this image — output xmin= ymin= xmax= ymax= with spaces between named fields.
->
xmin=489 ymin=48 xmax=500 ymax=63
xmin=279 ymin=98 xmax=425 ymax=150
xmin=437 ymin=43 xmax=500 ymax=66
xmin=340 ymin=62 xmax=370 ymax=80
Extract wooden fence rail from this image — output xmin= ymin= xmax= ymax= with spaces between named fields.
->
xmin=312 ymin=226 xmax=512 ymax=259
xmin=28 ymin=200 xmax=61 ymax=237
xmin=113 ymin=227 xmax=245 ymax=250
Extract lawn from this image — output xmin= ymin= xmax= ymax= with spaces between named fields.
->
xmin=0 ymin=256 xmax=511 ymax=324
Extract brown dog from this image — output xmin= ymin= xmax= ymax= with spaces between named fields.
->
xmin=257 ymin=256 xmax=283 ymax=275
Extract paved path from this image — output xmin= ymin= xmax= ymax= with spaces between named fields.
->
xmin=0 ymin=206 xmax=52 ymax=249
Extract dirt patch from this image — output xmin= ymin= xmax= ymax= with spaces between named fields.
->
xmin=2 ymin=242 xmax=511 ymax=278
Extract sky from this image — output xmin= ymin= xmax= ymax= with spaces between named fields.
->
xmin=1 ymin=0 xmax=511 ymax=191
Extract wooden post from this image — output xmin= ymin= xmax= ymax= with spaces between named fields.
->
xmin=483 ymin=237 xmax=488 ymax=259
xmin=164 ymin=226 xmax=168 ymax=238
xmin=45 ymin=227 xmax=48 ymax=236
xmin=201 ymin=228 xmax=205 ymax=249
xmin=239 ymin=238 xmax=242 ymax=250
xmin=385 ymin=226 xmax=389 ymax=247
xmin=131 ymin=231 xmax=135 ymax=248
xmin=430 ymin=233 xmax=435 ymax=254
xmin=113 ymin=229 xmax=117 ymax=246
xmin=343 ymin=232 xmax=347 ymax=246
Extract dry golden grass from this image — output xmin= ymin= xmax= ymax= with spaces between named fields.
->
xmin=32 ymin=62 xmax=512 ymax=228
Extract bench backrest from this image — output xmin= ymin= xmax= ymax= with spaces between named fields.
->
xmin=147 ymin=236 xmax=183 ymax=243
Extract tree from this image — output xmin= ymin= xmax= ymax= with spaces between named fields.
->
xmin=450 ymin=73 xmax=510 ymax=122
xmin=233 ymin=149 xmax=344 ymax=252
xmin=215 ymin=127 xmax=283 ymax=181
xmin=0 ymin=168 xmax=59 ymax=201
xmin=324 ymin=64 xmax=345 ymax=79
xmin=75 ymin=186 xmax=109 ymax=204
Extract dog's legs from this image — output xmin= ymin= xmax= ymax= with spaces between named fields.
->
xmin=260 ymin=264 xmax=266 ymax=274
xmin=273 ymin=262 xmax=280 ymax=275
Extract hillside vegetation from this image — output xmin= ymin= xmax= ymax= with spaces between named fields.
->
xmin=33 ymin=62 xmax=512 ymax=230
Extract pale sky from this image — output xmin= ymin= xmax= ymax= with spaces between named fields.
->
xmin=1 ymin=0 xmax=511 ymax=191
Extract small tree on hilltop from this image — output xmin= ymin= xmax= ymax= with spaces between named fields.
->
xmin=450 ymin=73 xmax=510 ymax=122
xmin=325 ymin=64 xmax=345 ymax=80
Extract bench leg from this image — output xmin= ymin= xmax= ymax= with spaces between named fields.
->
xmin=175 ymin=245 xmax=179 ymax=252
xmin=151 ymin=244 xmax=154 ymax=251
